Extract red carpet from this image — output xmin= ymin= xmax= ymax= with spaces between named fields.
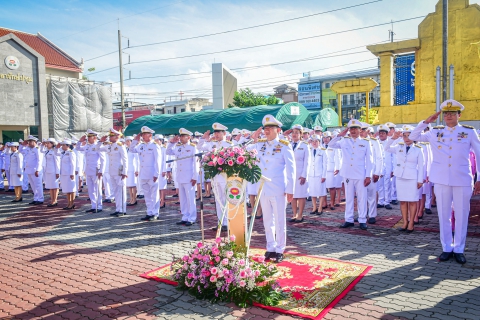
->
xmin=141 ymin=249 xmax=372 ymax=319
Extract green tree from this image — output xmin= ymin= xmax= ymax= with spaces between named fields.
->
xmin=358 ymin=106 xmax=378 ymax=124
xmin=227 ymin=88 xmax=280 ymax=108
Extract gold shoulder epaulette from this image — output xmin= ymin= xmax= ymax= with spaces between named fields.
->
xmin=433 ymin=125 xmax=445 ymax=129
xmin=226 ymin=140 xmax=233 ymax=144
xmin=176 ymin=142 xmax=182 ymax=146
xmin=117 ymin=142 xmax=123 ymax=146
xmin=279 ymin=139 xmax=289 ymax=146
xmin=211 ymin=140 xmax=217 ymax=142
xmin=462 ymin=124 xmax=475 ymax=129
xmin=189 ymin=143 xmax=195 ymax=147
xmin=321 ymin=147 xmax=326 ymax=150
xmin=414 ymin=144 xmax=422 ymax=148
xmin=344 ymin=136 xmax=351 ymax=139
xmin=371 ymin=137 xmax=378 ymax=140
xmin=258 ymin=138 xmax=267 ymax=143
xmin=398 ymin=142 xmax=405 ymax=145
xmin=363 ymin=138 xmax=370 ymax=141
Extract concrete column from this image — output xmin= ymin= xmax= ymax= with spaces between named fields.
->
xmin=379 ymin=52 xmax=394 ymax=107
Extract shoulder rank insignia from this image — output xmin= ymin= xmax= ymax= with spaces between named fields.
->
xmin=414 ymin=144 xmax=422 ymax=148
xmin=321 ymin=147 xmax=326 ymax=150
xmin=344 ymin=136 xmax=351 ymax=139
xmin=279 ymin=139 xmax=289 ymax=146
xmin=176 ymin=143 xmax=182 ymax=146
xmin=258 ymin=138 xmax=267 ymax=143
xmin=226 ymin=140 xmax=233 ymax=144
xmin=398 ymin=142 xmax=405 ymax=145
xmin=433 ymin=125 xmax=445 ymax=130
xmin=117 ymin=142 xmax=123 ymax=146
xmin=462 ymin=125 xmax=475 ymax=130
xmin=189 ymin=143 xmax=195 ymax=147
xmin=371 ymin=137 xmax=378 ymax=140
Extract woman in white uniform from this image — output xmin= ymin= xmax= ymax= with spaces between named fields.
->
xmin=58 ymin=140 xmax=77 ymax=210
xmin=308 ymin=135 xmax=327 ymax=214
xmin=156 ymin=135 xmax=168 ymax=208
xmin=43 ymin=138 xmax=60 ymax=207
xmin=384 ymin=125 xmax=424 ymax=233
xmin=288 ymin=125 xmax=311 ymax=223
xmin=125 ymin=136 xmax=139 ymax=206
xmin=323 ymin=132 xmax=342 ymax=210
xmin=9 ymin=142 xmax=24 ymax=202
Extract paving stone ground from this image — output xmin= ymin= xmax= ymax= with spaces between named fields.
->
xmin=1 ymin=184 xmax=480 ymax=320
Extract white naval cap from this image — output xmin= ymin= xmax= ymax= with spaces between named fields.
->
xmin=310 ymin=134 xmax=321 ymax=141
xmin=154 ymin=134 xmax=164 ymax=140
xmin=402 ymin=125 xmax=414 ymax=133
xmin=192 ymin=138 xmax=199 ymax=143
xmin=291 ymin=124 xmax=303 ymax=132
xmin=9 ymin=142 xmax=19 ymax=147
xmin=125 ymin=136 xmax=134 ymax=141
xmin=385 ymin=122 xmax=396 ymax=129
xmin=242 ymin=129 xmax=251 ymax=135
xmin=108 ymin=128 xmax=123 ymax=136
xmin=141 ymin=126 xmax=155 ymax=134
xmin=194 ymin=131 xmax=203 ymax=137
xmin=231 ymin=128 xmax=241 ymax=135
xmin=86 ymin=129 xmax=99 ymax=136
xmin=347 ymin=119 xmax=362 ymax=128
xmin=314 ymin=125 xmax=323 ymax=131
xmin=360 ymin=122 xmax=370 ymax=129
xmin=19 ymin=139 xmax=23 ymax=143
xmin=45 ymin=138 xmax=57 ymax=144
xmin=377 ymin=124 xmax=389 ymax=132
xmin=367 ymin=127 xmax=375 ymax=133
xmin=323 ymin=131 xmax=332 ymax=137
xmin=179 ymin=128 xmax=193 ymax=136
xmin=212 ymin=122 xmax=228 ymax=131
xmin=396 ymin=127 xmax=404 ymax=132
xmin=440 ymin=99 xmax=464 ymax=112
xmin=262 ymin=114 xmax=283 ymax=127
xmin=42 ymin=138 xmax=46 ymax=142
xmin=26 ymin=135 xmax=38 ymax=141
xmin=304 ymin=128 xmax=313 ymax=133
xmin=60 ymin=139 xmax=72 ymax=145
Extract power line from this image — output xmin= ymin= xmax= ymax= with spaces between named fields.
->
xmin=55 ymin=0 xmax=186 ymax=41
xmin=84 ymin=0 xmax=381 ymax=62
xmin=90 ymin=16 xmax=424 ymax=75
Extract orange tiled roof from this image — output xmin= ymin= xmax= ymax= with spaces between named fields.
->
xmin=0 ymin=27 xmax=82 ymax=72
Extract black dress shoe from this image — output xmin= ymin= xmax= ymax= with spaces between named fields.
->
xmin=12 ymin=198 xmax=23 ymax=202
xmin=85 ymin=209 xmax=95 ymax=213
xmin=294 ymin=217 xmax=304 ymax=223
xmin=359 ymin=223 xmax=368 ymax=230
xmin=275 ymin=253 xmax=284 ymax=263
xmin=385 ymin=204 xmax=393 ymax=210
xmin=47 ymin=203 xmax=58 ymax=207
xmin=160 ymin=204 xmax=165 ymax=208
xmin=330 ymin=207 xmax=335 ymax=211
xmin=264 ymin=251 xmax=275 ymax=260
xmin=126 ymin=201 xmax=137 ymax=206
xmin=35 ymin=202 xmax=44 ymax=205
xmin=114 ymin=212 xmax=127 ymax=217
xmin=454 ymin=253 xmax=466 ymax=264
xmin=316 ymin=210 xmax=323 ymax=215
xmin=185 ymin=222 xmax=194 ymax=226
xmin=288 ymin=217 xmax=297 ymax=222
xmin=104 ymin=199 xmax=112 ymax=203
xmin=406 ymin=228 xmax=414 ymax=234
xmin=94 ymin=209 xmax=102 ymax=213
xmin=431 ymin=204 xmax=436 ymax=208
xmin=377 ymin=204 xmax=384 ymax=208
xmin=368 ymin=217 xmax=376 ymax=224
xmin=417 ymin=215 xmax=424 ymax=220
xmin=391 ymin=200 xmax=398 ymax=205
xmin=140 ymin=215 xmax=150 ymax=221
xmin=171 ymin=194 xmax=179 ymax=198
xmin=29 ymin=201 xmax=36 ymax=205
xmin=255 ymin=215 xmax=263 ymax=219
xmin=310 ymin=209 xmax=318 ymax=215
xmin=176 ymin=220 xmax=187 ymax=225
xmin=147 ymin=216 xmax=158 ymax=221
xmin=425 ymin=208 xmax=433 ymax=214
xmin=414 ymin=221 xmax=420 ymax=225
xmin=335 ymin=204 xmax=340 ymax=207
xmin=174 ymin=201 xmax=180 ymax=205
xmin=397 ymin=227 xmax=406 ymax=231
xmin=438 ymin=251 xmax=453 ymax=262
xmin=110 ymin=211 xmax=120 ymax=216
xmin=339 ymin=222 xmax=355 ymax=228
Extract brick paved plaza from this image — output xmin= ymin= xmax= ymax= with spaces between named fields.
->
xmin=1 ymin=187 xmax=480 ymax=320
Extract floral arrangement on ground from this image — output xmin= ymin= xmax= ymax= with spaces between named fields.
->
xmin=171 ymin=235 xmax=284 ymax=308
xmin=201 ymin=146 xmax=261 ymax=183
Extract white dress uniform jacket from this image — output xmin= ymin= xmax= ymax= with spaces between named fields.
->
xmin=384 ymin=140 xmax=424 ymax=183
xmin=101 ymin=141 xmax=128 ymax=213
xmin=59 ymin=149 xmax=77 ymax=193
xmin=43 ymin=148 xmax=60 ymax=189
xmin=76 ymin=142 xmax=106 ymax=210
xmin=23 ymin=146 xmax=44 ymax=201
xmin=9 ymin=151 xmax=24 ymax=186
xmin=292 ymin=140 xmax=310 ymax=198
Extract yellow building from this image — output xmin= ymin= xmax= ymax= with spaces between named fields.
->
xmin=367 ymin=0 xmax=480 ymax=123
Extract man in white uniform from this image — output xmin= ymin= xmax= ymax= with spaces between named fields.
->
xmin=410 ymin=100 xmax=480 ymax=264
xmin=376 ymin=125 xmax=393 ymax=210
xmin=130 ymin=126 xmax=163 ymax=221
xmin=249 ymin=114 xmax=295 ymax=263
xmin=167 ymin=128 xmax=198 ymax=226
xmin=101 ymin=128 xmax=128 ymax=217
xmin=198 ymin=123 xmax=233 ymax=232
xmin=77 ymin=129 xmax=107 ymax=213
xmin=329 ymin=119 xmax=373 ymax=230
xmin=23 ymin=136 xmax=44 ymax=205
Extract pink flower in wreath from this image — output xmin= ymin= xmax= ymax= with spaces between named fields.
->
xmin=197 ymin=242 xmax=203 ymax=249
xmin=236 ymin=156 xmax=245 ymax=164
xmin=239 ymin=259 xmax=245 ymax=266
xmin=226 ymin=251 xmax=234 ymax=258
xmin=227 ymin=160 xmax=234 ymax=166
xmin=219 ymin=151 xmax=225 ymax=156
xmin=229 ymin=152 xmax=235 ymax=157
xmin=187 ymin=273 xmax=194 ymax=279
xmin=218 ymin=167 xmax=223 ymax=171
xmin=222 ymin=258 xmax=229 ymax=265
xmin=239 ymin=270 xmax=246 ymax=278
xmin=239 ymin=280 xmax=246 ymax=287
xmin=217 ymin=158 xmax=225 ymax=165
xmin=211 ymin=267 xmax=218 ymax=275
xmin=215 ymin=256 xmax=221 ymax=263
xmin=254 ymin=270 xmax=261 ymax=277
xmin=212 ymin=247 xmax=220 ymax=256
xmin=230 ymin=234 xmax=236 ymax=242
xmin=257 ymin=256 xmax=265 ymax=263
xmin=210 ymin=275 xmax=217 ymax=282
xmin=217 ymin=270 xmax=224 ymax=278
xmin=215 ymin=237 xmax=222 ymax=244
xmin=208 ymin=161 xmax=214 ymax=166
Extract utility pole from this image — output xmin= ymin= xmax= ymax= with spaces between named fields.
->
xmin=118 ymin=29 xmax=126 ymax=131
xmin=442 ymin=0 xmax=448 ymax=102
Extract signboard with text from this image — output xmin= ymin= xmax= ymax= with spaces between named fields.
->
xmin=298 ymin=82 xmax=321 ymax=109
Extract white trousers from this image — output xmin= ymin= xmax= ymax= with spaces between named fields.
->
xmin=424 ymin=182 xmax=432 ymax=209
xmin=391 ymin=176 xmax=397 ymax=200
xmin=344 ymin=178 xmax=368 ymax=223
xmin=137 ymin=173 xmax=144 ymax=195
xmin=213 ymin=180 xmax=228 ymax=226
xmin=0 ymin=172 xmax=4 ymax=188
xmin=260 ymin=195 xmax=287 ymax=253
xmin=86 ymin=175 xmax=103 ymax=210
xmin=377 ymin=174 xmax=391 ymax=205
xmin=28 ymin=172 xmax=44 ymax=202
xmin=141 ymin=179 xmax=160 ymax=216
xmin=434 ymin=184 xmax=472 ymax=253
xmin=23 ymin=171 xmax=30 ymax=191
xmin=367 ymin=180 xmax=377 ymax=218
xmin=110 ymin=174 xmax=127 ymax=213
xmin=179 ymin=182 xmax=197 ymax=222
xmin=103 ymin=174 xmax=113 ymax=200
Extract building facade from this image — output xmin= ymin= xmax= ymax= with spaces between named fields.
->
xmin=273 ymin=84 xmax=298 ymax=103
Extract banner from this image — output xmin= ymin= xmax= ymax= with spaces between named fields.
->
xmin=394 ymin=54 xmax=415 ymax=105
xmin=298 ymin=82 xmax=321 ymax=109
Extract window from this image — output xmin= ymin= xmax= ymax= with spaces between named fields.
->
xmin=342 ymin=95 xmax=347 ymax=106
xmin=167 ymin=110 xmax=172 ymax=114
xmin=350 ymin=95 xmax=355 ymax=105
xmin=325 ymin=83 xmax=330 ymax=89
xmin=180 ymin=108 xmax=185 ymax=113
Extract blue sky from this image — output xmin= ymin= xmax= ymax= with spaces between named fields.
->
xmin=2 ymin=0 xmax=471 ymax=103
